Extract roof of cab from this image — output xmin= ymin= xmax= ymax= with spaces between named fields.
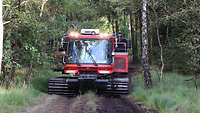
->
xmin=66 ymin=34 xmax=115 ymax=39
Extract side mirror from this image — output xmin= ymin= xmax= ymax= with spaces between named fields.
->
xmin=128 ymin=39 xmax=132 ymax=49
xmin=115 ymin=43 xmax=127 ymax=52
xmin=57 ymin=48 xmax=66 ymax=57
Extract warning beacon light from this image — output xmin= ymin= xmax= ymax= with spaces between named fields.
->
xmin=69 ymin=32 xmax=80 ymax=38
xmin=81 ymin=29 xmax=100 ymax=35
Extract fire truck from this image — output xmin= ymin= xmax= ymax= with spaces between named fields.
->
xmin=48 ymin=29 xmax=129 ymax=95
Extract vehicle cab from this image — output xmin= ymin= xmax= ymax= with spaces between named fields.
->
xmin=62 ymin=29 xmax=128 ymax=77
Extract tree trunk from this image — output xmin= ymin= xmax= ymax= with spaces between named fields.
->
xmin=139 ymin=11 xmax=143 ymax=60
xmin=129 ymin=12 xmax=136 ymax=63
xmin=134 ymin=15 xmax=138 ymax=62
xmin=155 ymin=14 xmax=164 ymax=79
xmin=141 ymin=0 xmax=152 ymax=88
xmin=156 ymin=22 xmax=165 ymax=79
xmin=0 ymin=0 xmax=3 ymax=73
xmin=26 ymin=63 xmax=33 ymax=83
xmin=115 ymin=19 xmax=119 ymax=34
xmin=111 ymin=18 xmax=115 ymax=33
xmin=152 ymin=0 xmax=165 ymax=79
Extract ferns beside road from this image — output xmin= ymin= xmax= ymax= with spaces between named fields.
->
xmin=132 ymin=71 xmax=200 ymax=113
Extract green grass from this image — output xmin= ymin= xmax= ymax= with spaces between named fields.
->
xmin=0 ymin=87 xmax=39 ymax=113
xmin=31 ymin=68 xmax=59 ymax=92
xmin=0 ymin=68 xmax=59 ymax=113
xmin=132 ymin=71 xmax=200 ymax=113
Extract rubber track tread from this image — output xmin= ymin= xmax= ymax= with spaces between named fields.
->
xmin=99 ymin=77 xmax=129 ymax=95
xmin=48 ymin=77 xmax=78 ymax=96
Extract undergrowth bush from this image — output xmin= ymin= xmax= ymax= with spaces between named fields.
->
xmin=0 ymin=86 xmax=40 ymax=113
xmin=0 ymin=68 xmax=59 ymax=113
xmin=31 ymin=68 xmax=59 ymax=92
xmin=132 ymin=71 xmax=200 ymax=113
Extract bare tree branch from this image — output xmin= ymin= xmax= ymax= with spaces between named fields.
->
xmin=3 ymin=21 xmax=11 ymax=25
xmin=40 ymin=0 xmax=48 ymax=17
xmin=0 ymin=0 xmax=3 ymax=73
xmin=151 ymin=0 xmax=165 ymax=79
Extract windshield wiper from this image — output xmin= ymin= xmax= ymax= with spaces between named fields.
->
xmin=85 ymin=49 xmax=98 ymax=66
xmin=82 ymin=41 xmax=98 ymax=66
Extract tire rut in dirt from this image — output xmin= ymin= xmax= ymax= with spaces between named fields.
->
xmin=68 ymin=93 xmax=97 ymax=113
xmin=22 ymin=93 xmax=146 ymax=113
xmin=22 ymin=95 xmax=73 ymax=113
xmin=45 ymin=96 xmax=73 ymax=113
xmin=96 ymin=96 xmax=139 ymax=113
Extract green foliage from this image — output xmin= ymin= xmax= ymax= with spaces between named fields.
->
xmin=132 ymin=71 xmax=200 ymax=113
xmin=2 ymin=0 xmax=118 ymax=88
xmin=0 ymin=87 xmax=39 ymax=113
xmin=0 ymin=67 xmax=59 ymax=113
xmin=149 ymin=0 xmax=200 ymax=73
xmin=65 ymin=19 xmax=111 ymax=32
xmin=164 ymin=8 xmax=200 ymax=72
xmin=31 ymin=68 xmax=58 ymax=92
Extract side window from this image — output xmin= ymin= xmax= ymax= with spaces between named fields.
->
xmin=115 ymin=43 xmax=127 ymax=52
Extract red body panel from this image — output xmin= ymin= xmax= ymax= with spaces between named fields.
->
xmin=64 ymin=64 xmax=113 ymax=74
xmin=113 ymin=53 xmax=128 ymax=73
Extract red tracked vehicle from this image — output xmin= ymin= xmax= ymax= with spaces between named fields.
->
xmin=48 ymin=29 xmax=129 ymax=95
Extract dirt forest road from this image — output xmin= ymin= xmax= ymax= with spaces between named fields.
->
xmin=21 ymin=93 xmax=148 ymax=113
xmin=21 ymin=66 xmax=157 ymax=113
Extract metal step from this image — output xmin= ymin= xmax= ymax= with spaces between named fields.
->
xmin=48 ymin=92 xmax=77 ymax=96
xmin=48 ymin=86 xmax=69 ymax=89
xmin=48 ymin=83 xmax=69 ymax=86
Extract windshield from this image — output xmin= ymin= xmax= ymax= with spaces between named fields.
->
xmin=67 ymin=39 xmax=112 ymax=64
